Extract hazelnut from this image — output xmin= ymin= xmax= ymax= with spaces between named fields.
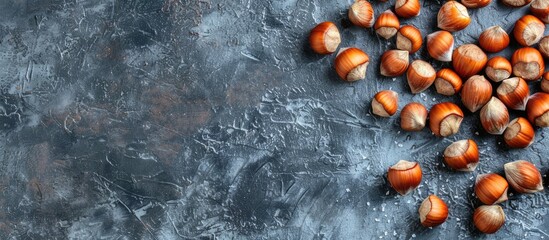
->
xmin=374 ymin=10 xmax=400 ymax=39
xmin=334 ymin=48 xmax=370 ymax=81
xmin=513 ymin=15 xmax=545 ymax=47
xmin=309 ymin=22 xmax=341 ymax=54
xmin=387 ymin=160 xmax=422 ymax=195
xmin=435 ymin=68 xmax=462 ymax=96
xmin=400 ymin=102 xmax=428 ymax=131
xmin=437 ymin=1 xmax=471 ymax=32
xmin=461 ymin=0 xmax=492 ymax=8
xmin=395 ymin=0 xmax=421 ymax=18
xmin=478 ymin=26 xmax=510 ymax=53
xmin=380 ymin=50 xmax=409 ymax=77
xmin=419 ymin=195 xmax=448 ymax=227
xmin=452 ymin=44 xmax=487 ymax=78
xmin=502 ymin=0 xmax=532 ymax=6
xmin=531 ymin=0 xmax=549 ymax=23
xmin=443 ymin=139 xmax=479 ymax=171
xmin=512 ymin=47 xmax=545 ymax=81
xmin=504 ymin=117 xmax=535 ymax=149
xmin=461 ymin=75 xmax=492 ymax=113
xmin=496 ymin=77 xmax=529 ymax=111
xmin=429 ymin=102 xmax=464 ymax=137
xmin=473 ymin=205 xmax=505 ymax=234
xmin=538 ymin=36 xmax=549 ymax=58
xmin=475 ymin=173 xmax=509 ymax=205
xmin=485 ymin=56 xmax=512 ymax=82
xmin=397 ymin=25 xmax=423 ymax=54
xmin=504 ymin=160 xmax=544 ymax=193
xmin=349 ymin=0 xmax=375 ymax=28
xmin=406 ymin=60 xmax=436 ymax=94
xmin=372 ymin=90 xmax=399 ymax=117
xmin=480 ymin=97 xmax=510 ymax=135
xmin=427 ymin=31 xmax=454 ymax=62
xmin=526 ymin=92 xmax=549 ymax=127
xmin=542 ymin=72 xmax=549 ymax=93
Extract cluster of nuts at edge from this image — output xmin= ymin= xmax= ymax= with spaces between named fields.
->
xmin=309 ymin=0 xmax=549 ymax=234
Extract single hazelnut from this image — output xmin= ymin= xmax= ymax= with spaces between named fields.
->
xmin=397 ymin=25 xmax=423 ymax=53
xmin=531 ymin=0 xmax=549 ymax=23
xmin=437 ymin=1 xmax=471 ymax=32
xmin=374 ymin=10 xmax=400 ymax=39
xmin=348 ymin=0 xmax=375 ymax=28
xmin=395 ymin=0 xmax=421 ymax=18
xmin=512 ymin=47 xmax=545 ymax=81
xmin=380 ymin=50 xmax=409 ymax=77
xmin=429 ymin=102 xmax=464 ymax=137
xmin=526 ymin=92 xmax=549 ymax=127
xmin=504 ymin=160 xmax=544 ymax=193
xmin=513 ymin=15 xmax=545 ymax=47
xmin=309 ymin=22 xmax=341 ymax=54
xmin=427 ymin=31 xmax=454 ymax=62
xmin=407 ymin=60 xmax=436 ymax=94
xmin=419 ymin=195 xmax=448 ymax=227
xmin=334 ymin=47 xmax=370 ymax=81
xmin=461 ymin=0 xmax=492 ymax=8
xmin=400 ymin=102 xmax=428 ymax=131
xmin=504 ymin=117 xmax=535 ymax=149
xmin=473 ymin=205 xmax=505 ymax=234
xmin=443 ymin=139 xmax=479 ymax=171
xmin=478 ymin=26 xmax=510 ymax=53
xmin=496 ymin=77 xmax=529 ymax=111
xmin=461 ymin=75 xmax=492 ymax=113
xmin=372 ymin=90 xmax=399 ymax=117
xmin=452 ymin=44 xmax=487 ymax=78
xmin=475 ymin=173 xmax=509 ymax=205
xmin=387 ymin=160 xmax=422 ymax=195
xmin=435 ymin=68 xmax=462 ymax=96
xmin=480 ymin=97 xmax=510 ymax=135
xmin=485 ymin=56 xmax=512 ymax=82
xmin=538 ymin=36 xmax=549 ymax=58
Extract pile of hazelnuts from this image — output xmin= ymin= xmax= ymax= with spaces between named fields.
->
xmin=309 ymin=0 xmax=549 ymax=235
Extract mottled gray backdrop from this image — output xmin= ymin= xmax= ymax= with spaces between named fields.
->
xmin=0 ymin=0 xmax=548 ymax=239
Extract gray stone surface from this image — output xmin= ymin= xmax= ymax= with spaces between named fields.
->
xmin=0 ymin=0 xmax=548 ymax=239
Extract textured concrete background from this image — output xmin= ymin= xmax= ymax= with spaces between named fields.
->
xmin=0 ymin=0 xmax=548 ymax=239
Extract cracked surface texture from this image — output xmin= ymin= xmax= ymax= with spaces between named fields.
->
xmin=0 ymin=0 xmax=548 ymax=239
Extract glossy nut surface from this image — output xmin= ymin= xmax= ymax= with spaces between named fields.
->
xmin=496 ymin=77 xmax=529 ymax=111
xmin=309 ymin=22 xmax=341 ymax=54
xmin=473 ymin=205 xmax=505 ymax=234
xmin=504 ymin=118 xmax=535 ymax=149
xmin=435 ymin=68 xmax=462 ymax=95
xmin=504 ymin=160 xmax=544 ymax=193
xmin=419 ymin=195 xmax=448 ymax=227
xmin=526 ymin=92 xmax=549 ymax=127
xmin=513 ymin=15 xmax=545 ymax=47
xmin=349 ymin=0 xmax=375 ymax=28
xmin=397 ymin=25 xmax=423 ymax=53
xmin=387 ymin=160 xmax=422 ymax=195
xmin=335 ymin=48 xmax=370 ymax=81
xmin=429 ymin=102 xmax=464 ymax=137
xmin=437 ymin=1 xmax=471 ymax=32
xmin=452 ymin=44 xmax=487 ymax=78
xmin=479 ymin=26 xmax=510 ymax=53
xmin=461 ymin=75 xmax=492 ymax=113
xmin=512 ymin=47 xmax=545 ymax=81
xmin=375 ymin=10 xmax=400 ymax=39
xmin=400 ymin=102 xmax=428 ymax=131
xmin=443 ymin=139 xmax=479 ymax=171
xmin=475 ymin=173 xmax=509 ymax=205
xmin=485 ymin=56 xmax=512 ymax=82
xmin=372 ymin=90 xmax=399 ymax=117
